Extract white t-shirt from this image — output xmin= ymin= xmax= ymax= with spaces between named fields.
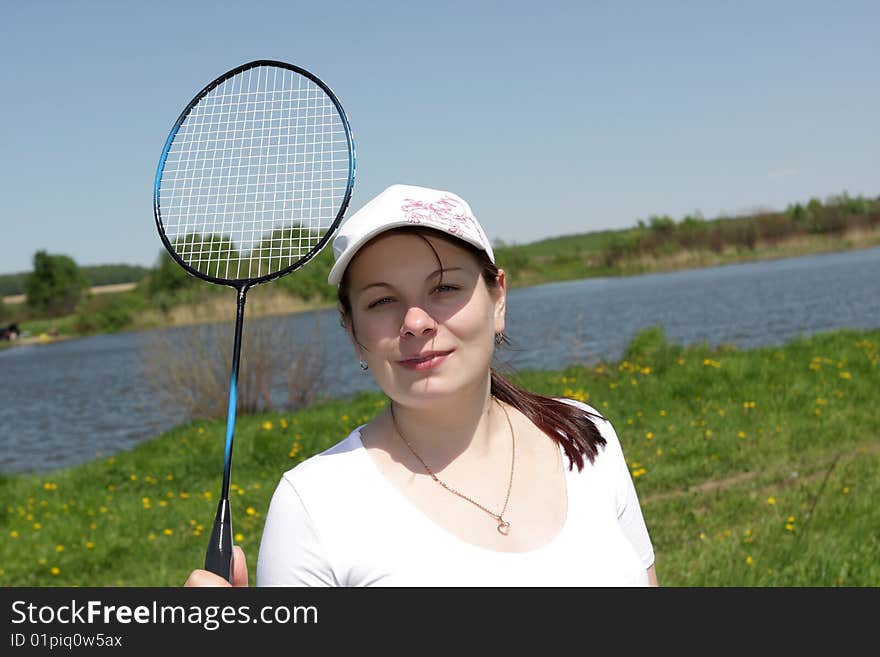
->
xmin=256 ymin=400 xmax=655 ymax=586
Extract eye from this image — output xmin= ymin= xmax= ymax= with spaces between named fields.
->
xmin=366 ymin=296 xmax=394 ymax=309
xmin=432 ymin=284 xmax=460 ymax=294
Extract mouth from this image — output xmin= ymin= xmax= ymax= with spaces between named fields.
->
xmin=397 ymin=350 xmax=453 ymax=371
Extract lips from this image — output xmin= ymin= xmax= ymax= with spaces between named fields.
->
xmin=397 ymin=350 xmax=453 ymax=371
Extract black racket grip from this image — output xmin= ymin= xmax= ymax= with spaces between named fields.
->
xmin=204 ymin=499 xmax=234 ymax=583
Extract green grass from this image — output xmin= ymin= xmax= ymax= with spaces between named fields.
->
xmin=1 ymin=328 xmax=877 ymax=586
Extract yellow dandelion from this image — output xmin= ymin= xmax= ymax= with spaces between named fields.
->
xmin=659 ymin=409 xmax=667 ymax=416
xmin=704 ymin=429 xmax=713 ymax=437
xmin=738 ymin=431 xmax=747 ymax=438
xmin=55 ymin=545 xmax=64 ymax=552
xmin=645 ymin=432 xmax=654 ymax=440
xmin=33 ymin=522 xmax=41 ymax=530
xmin=745 ymin=556 xmax=754 ymax=566
xmin=159 ymin=500 xmax=167 ymax=507
xmin=180 ymin=492 xmax=190 ymax=499
xmin=10 ymin=530 xmax=19 ymax=539
xmin=235 ymin=533 xmax=244 ymax=542
xmin=262 ymin=421 xmax=273 ymax=430
xmin=89 ymin=523 xmax=97 ymax=530
xmin=51 ymin=567 xmax=61 ymax=575
xmin=787 ymin=516 xmax=796 ymax=523
xmin=641 ymin=367 xmax=651 ymax=375
xmin=163 ymin=528 xmax=173 ymax=536
xmin=767 ymin=496 xmax=776 ymax=505
xmin=839 ymin=371 xmax=851 ymax=379
xmin=85 ymin=542 xmax=95 ymax=550
xmin=842 ymin=487 xmax=850 ymax=494
xmin=655 ymin=448 xmax=663 ymax=456
xmin=246 ymin=507 xmax=256 ymax=516
xmin=148 ymin=533 xmax=157 ymax=541
xmin=166 ymin=474 xmax=174 ymax=481
xmin=785 ymin=523 xmax=795 ymax=531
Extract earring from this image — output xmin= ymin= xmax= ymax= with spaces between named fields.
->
xmin=494 ymin=332 xmax=504 ymax=345
xmin=359 ymin=360 xmax=369 ymax=371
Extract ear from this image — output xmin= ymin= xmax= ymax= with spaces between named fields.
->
xmin=492 ymin=268 xmax=507 ymax=334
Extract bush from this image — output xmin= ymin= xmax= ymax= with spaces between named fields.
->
xmin=73 ymin=292 xmax=145 ymax=334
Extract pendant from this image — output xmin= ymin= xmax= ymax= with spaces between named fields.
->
xmin=497 ymin=519 xmax=510 ymax=535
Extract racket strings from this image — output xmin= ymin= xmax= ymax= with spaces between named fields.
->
xmin=159 ymin=64 xmax=350 ymax=281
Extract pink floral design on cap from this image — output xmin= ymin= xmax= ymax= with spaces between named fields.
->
xmin=401 ymin=195 xmax=475 ymax=237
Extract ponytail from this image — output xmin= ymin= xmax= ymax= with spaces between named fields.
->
xmin=490 ymin=368 xmax=605 ymax=472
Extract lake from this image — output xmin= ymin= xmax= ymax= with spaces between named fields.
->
xmin=2 ymin=246 xmax=879 ymax=474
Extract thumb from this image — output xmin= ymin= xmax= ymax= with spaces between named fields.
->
xmin=231 ymin=545 xmax=249 ymax=587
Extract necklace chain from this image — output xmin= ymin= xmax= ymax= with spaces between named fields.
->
xmin=390 ymin=398 xmax=516 ymax=535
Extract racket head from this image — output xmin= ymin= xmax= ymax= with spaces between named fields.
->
xmin=153 ymin=60 xmax=355 ymax=287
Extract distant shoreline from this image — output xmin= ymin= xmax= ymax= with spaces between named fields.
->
xmin=2 ymin=281 xmax=137 ymax=305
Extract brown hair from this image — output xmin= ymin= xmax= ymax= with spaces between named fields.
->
xmin=337 ymin=227 xmax=606 ymax=471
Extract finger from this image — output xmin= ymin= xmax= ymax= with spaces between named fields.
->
xmin=232 ymin=545 xmax=249 ymax=587
xmin=184 ymin=569 xmax=232 ymax=588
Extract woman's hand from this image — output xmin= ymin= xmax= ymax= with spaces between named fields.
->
xmin=184 ymin=545 xmax=249 ymax=587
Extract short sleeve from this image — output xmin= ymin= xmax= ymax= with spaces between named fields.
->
xmin=558 ymin=398 xmax=655 ymax=571
xmin=598 ymin=415 xmax=655 ymax=570
xmin=256 ymin=475 xmax=337 ymax=586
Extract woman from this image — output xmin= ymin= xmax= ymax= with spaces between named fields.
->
xmin=186 ymin=183 xmax=658 ymax=587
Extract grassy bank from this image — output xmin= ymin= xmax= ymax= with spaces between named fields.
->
xmin=1 ymin=327 xmax=878 ymax=586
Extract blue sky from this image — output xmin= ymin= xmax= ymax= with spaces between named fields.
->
xmin=1 ymin=0 xmax=877 ymax=275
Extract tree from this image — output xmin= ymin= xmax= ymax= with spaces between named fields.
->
xmin=25 ymin=251 xmax=90 ymax=317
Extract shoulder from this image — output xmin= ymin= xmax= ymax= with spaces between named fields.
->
xmin=555 ymin=398 xmax=619 ymax=441
xmin=554 ymin=397 xmax=626 ymax=464
xmin=279 ymin=426 xmax=367 ymax=494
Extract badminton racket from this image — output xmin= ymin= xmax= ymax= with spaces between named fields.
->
xmin=152 ymin=59 xmax=355 ymax=582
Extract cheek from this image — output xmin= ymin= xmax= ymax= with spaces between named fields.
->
xmin=351 ymin=312 xmax=398 ymax=350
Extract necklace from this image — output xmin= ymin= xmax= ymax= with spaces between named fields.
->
xmin=389 ymin=398 xmax=516 ymax=535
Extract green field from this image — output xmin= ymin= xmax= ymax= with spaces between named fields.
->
xmin=1 ymin=327 xmax=878 ymax=586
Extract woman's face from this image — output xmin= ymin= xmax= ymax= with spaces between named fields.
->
xmin=343 ymin=231 xmax=506 ymax=408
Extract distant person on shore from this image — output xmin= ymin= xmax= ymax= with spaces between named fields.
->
xmin=185 ymin=183 xmax=657 ymax=587
xmin=1 ymin=323 xmax=20 ymax=340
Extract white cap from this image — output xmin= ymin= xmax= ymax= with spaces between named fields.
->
xmin=327 ymin=183 xmax=495 ymax=286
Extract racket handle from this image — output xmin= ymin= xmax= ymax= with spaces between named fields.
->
xmin=204 ymin=499 xmax=234 ymax=583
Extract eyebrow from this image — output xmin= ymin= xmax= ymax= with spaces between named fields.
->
xmin=356 ymin=266 xmax=466 ymax=294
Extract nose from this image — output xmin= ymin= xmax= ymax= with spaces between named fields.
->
xmin=400 ymin=304 xmax=437 ymax=338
